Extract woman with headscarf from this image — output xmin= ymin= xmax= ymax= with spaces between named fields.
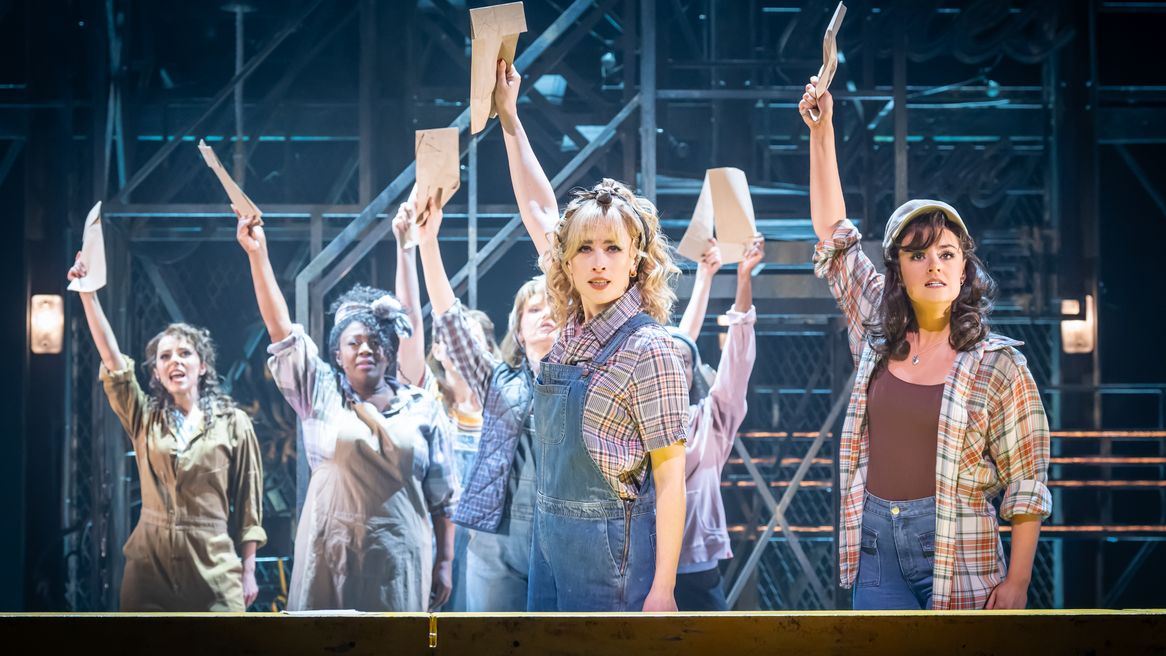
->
xmin=235 ymin=206 xmax=458 ymax=611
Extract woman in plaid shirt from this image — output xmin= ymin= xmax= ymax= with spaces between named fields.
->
xmin=493 ymin=60 xmax=690 ymax=612
xmin=800 ymin=79 xmax=1052 ymax=610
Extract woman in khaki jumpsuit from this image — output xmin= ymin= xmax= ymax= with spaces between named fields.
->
xmin=69 ymin=258 xmax=267 ymax=612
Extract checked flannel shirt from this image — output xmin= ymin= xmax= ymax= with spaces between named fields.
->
xmin=814 ymin=219 xmax=1053 ymax=610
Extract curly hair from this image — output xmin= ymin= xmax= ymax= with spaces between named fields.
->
xmin=428 ymin=308 xmax=498 ymax=404
xmin=868 ymin=210 xmax=997 ymax=359
xmin=327 ymin=284 xmax=412 ymax=397
xmin=142 ymin=323 xmax=236 ymax=431
xmin=541 ymin=178 xmax=679 ymax=325
xmin=499 ymin=275 xmax=546 ymax=368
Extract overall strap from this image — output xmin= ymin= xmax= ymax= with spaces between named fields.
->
xmin=593 ymin=312 xmax=656 ymax=367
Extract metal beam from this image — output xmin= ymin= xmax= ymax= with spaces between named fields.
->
xmin=726 ymin=370 xmax=855 ymax=609
xmin=1114 ymin=144 xmax=1166 ymax=219
xmin=419 ymin=94 xmax=642 ymax=317
xmin=295 ymin=0 xmax=602 ymax=325
xmin=115 ymin=0 xmax=325 ymax=203
xmin=639 ymin=0 xmax=656 ymax=202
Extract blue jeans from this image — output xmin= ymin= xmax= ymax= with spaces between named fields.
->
xmin=527 ymin=313 xmax=659 ymax=612
xmin=446 ymin=445 xmax=479 ymax=611
xmin=464 ymin=472 xmax=536 ymax=612
xmin=852 ymin=492 xmax=936 ymax=610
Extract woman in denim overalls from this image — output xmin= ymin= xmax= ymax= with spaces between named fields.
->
xmin=492 ymin=60 xmax=691 ymax=612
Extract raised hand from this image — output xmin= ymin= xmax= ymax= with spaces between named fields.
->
xmin=234 ymin=205 xmax=267 ymax=255
xmin=67 ymin=251 xmax=87 ymax=281
xmin=698 ymin=238 xmax=723 ymax=278
xmin=392 ymin=201 xmax=415 ymax=248
xmin=415 ymin=197 xmax=444 ymax=247
xmin=494 ymin=59 xmax=522 ymax=129
xmin=738 ymin=233 xmax=765 ymax=277
xmin=798 ymin=75 xmax=834 ymax=130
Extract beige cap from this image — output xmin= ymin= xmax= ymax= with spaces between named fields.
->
xmin=882 ymin=199 xmax=968 ymax=256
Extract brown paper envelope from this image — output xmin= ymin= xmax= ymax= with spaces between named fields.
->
xmin=198 ymin=139 xmax=263 ymax=223
xmin=68 ymin=201 xmax=106 ymax=293
xmin=415 ymin=128 xmax=461 ymax=228
xmin=677 ymin=171 xmax=715 ymax=262
xmin=708 ymin=167 xmax=756 ymax=264
xmin=469 ymin=2 xmax=527 ymax=134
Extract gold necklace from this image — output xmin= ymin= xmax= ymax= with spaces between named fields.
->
xmin=910 ymin=332 xmax=948 ymax=366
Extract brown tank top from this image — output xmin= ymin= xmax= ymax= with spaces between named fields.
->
xmin=865 ymin=365 xmax=944 ymax=500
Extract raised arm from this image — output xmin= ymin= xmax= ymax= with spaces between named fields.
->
xmin=235 ymin=207 xmax=292 ymax=343
xmin=67 ymin=254 xmax=125 ymax=372
xmin=494 ymin=61 xmax=558 ymax=258
xmin=799 ymin=77 xmax=846 ymax=243
xmin=393 ymin=199 xmax=427 ymax=386
xmin=416 ymin=198 xmax=457 ymax=316
xmin=677 ymin=239 xmax=722 ymax=342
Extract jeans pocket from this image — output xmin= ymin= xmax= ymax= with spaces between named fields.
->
xmin=918 ymin=530 xmax=936 ymax=570
xmin=856 ymin=526 xmax=880 ymax=588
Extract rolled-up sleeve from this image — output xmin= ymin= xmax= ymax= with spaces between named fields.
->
xmin=988 ymin=351 xmax=1053 ymax=521
xmin=628 ymin=334 xmax=690 ymax=452
xmin=266 ymin=324 xmax=326 ymax=419
xmin=433 ymin=300 xmax=499 ymax=404
xmin=99 ymin=355 xmax=149 ymax=445
xmin=812 ymin=219 xmax=885 ymax=365
xmin=422 ymin=400 xmax=460 ymax=517
xmin=228 ymin=409 xmax=268 ymax=548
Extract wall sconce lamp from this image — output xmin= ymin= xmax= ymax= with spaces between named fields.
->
xmin=1060 ymin=295 xmax=1095 ymax=355
xmin=30 ymin=294 xmax=64 ymax=355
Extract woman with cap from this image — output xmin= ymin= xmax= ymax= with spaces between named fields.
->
xmin=493 ymin=60 xmax=690 ymax=612
xmin=414 ymin=197 xmax=559 ymax=611
xmin=669 ymin=236 xmax=763 ymax=611
xmin=800 ymin=78 xmax=1051 ymax=610
xmin=235 ymin=205 xmax=458 ymax=612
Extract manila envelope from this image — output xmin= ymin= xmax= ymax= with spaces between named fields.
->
xmin=469 ymin=2 xmax=527 ymax=134
xmin=68 ymin=201 xmax=106 ymax=293
xmin=810 ymin=2 xmax=847 ymax=123
xmin=414 ymin=128 xmax=461 ymax=239
xmin=198 ymin=139 xmax=263 ymax=224
xmin=677 ymin=168 xmax=756 ymax=265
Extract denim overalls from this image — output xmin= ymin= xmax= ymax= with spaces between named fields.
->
xmin=528 ymin=313 xmax=658 ymax=611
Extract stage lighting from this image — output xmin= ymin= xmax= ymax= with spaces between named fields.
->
xmin=30 ymin=294 xmax=64 ymax=355
xmin=1061 ymin=295 xmax=1095 ymax=354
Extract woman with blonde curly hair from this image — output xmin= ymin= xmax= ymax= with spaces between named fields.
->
xmin=68 ymin=256 xmax=266 ymax=611
xmin=492 ymin=60 xmax=690 ymax=612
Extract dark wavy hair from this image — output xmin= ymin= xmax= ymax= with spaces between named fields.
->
xmin=327 ymin=284 xmax=409 ymax=396
xmin=868 ymin=211 xmax=997 ymax=360
xmin=142 ymin=323 xmax=236 ymax=431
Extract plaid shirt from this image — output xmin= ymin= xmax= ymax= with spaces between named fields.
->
xmin=435 ymin=300 xmax=537 ymax=532
xmin=814 ymin=220 xmax=1052 ymax=610
xmin=546 ymin=285 xmax=689 ymax=499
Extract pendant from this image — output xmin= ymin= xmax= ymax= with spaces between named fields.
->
xmin=911 ymin=355 xmax=920 ymax=365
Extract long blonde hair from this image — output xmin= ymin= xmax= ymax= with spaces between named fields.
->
xmin=499 ymin=276 xmax=547 ymax=368
xmin=541 ymin=178 xmax=679 ymax=325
